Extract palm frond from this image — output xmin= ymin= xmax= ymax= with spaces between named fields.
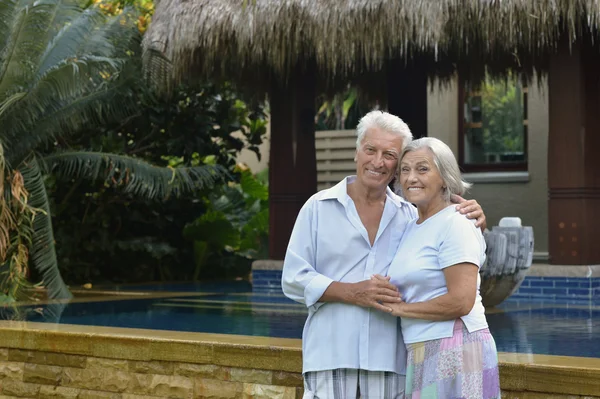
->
xmin=3 ymin=74 xmax=139 ymax=165
xmin=0 ymin=0 xmax=57 ymax=98
xmin=41 ymin=151 xmax=227 ymax=200
xmin=0 ymin=0 xmax=90 ymax=96
xmin=20 ymin=157 xmax=72 ymax=299
xmin=0 ymin=0 xmax=20 ymax=54
xmin=0 ymin=0 xmax=142 ymax=165
xmin=36 ymin=6 xmax=111 ymax=79
xmin=94 ymin=6 xmax=140 ymax=56
xmin=0 ymin=143 xmax=13 ymax=262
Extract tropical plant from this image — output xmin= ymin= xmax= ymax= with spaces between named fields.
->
xmin=183 ymin=167 xmax=269 ymax=280
xmin=315 ymin=86 xmax=371 ymax=131
xmin=0 ymin=0 xmax=222 ymax=301
xmin=46 ymin=83 xmax=267 ymax=285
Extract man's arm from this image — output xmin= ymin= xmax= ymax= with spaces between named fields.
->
xmin=281 ymin=201 xmax=401 ymax=312
xmin=378 ymin=263 xmax=479 ymax=320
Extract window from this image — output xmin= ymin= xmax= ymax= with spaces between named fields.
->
xmin=459 ymin=74 xmax=528 ymax=172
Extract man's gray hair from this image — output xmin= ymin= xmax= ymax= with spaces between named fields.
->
xmin=396 ymin=137 xmax=472 ymax=202
xmin=355 ymin=111 xmax=413 ymax=150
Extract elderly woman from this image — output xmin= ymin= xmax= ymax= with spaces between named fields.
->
xmin=377 ymin=137 xmax=500 ymax=398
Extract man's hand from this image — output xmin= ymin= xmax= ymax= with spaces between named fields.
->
xmin=347 ymin=275 xmax=401 ymax=313
xmin=451 ymin=194 xmax=486 ymax=230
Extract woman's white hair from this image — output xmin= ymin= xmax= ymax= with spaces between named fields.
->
xmin=395 ymin=137 xmax=472 ymax=202
xmin=355 ymin=110 xmax=413 ymax=150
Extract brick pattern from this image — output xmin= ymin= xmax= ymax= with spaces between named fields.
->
xmin=255 ymin=270 xmax=600 ymax=301
xmin=511 ymin=276 xmax=600 ymax=301
xmin=0 ymin=349 xmax=303 ymax=399
xmin=251 ymin=270 xmax=283 ymax=293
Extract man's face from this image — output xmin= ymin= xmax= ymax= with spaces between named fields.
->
xmin=355 ymin=127 xmax=404 ymax=192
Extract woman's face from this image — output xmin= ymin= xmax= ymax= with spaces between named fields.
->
xmin=399 ymin=148 xmax=445 ymax=207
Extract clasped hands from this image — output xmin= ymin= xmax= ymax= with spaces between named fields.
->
xmin=349 ymin=274 xmax=405 ymax=315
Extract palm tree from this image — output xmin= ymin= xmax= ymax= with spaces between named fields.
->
xmin=0 ymin=0 xmax=223 ymax=301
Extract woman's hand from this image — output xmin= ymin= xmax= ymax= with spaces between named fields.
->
xmin=381 ymin=300 xmax=406 ymax=317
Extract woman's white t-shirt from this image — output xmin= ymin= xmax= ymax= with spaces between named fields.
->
xmin=387 ymin=204 xmax=488 ymax=344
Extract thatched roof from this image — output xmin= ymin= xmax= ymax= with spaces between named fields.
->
xmin=143 ymin=0 xmax=600 ymax=93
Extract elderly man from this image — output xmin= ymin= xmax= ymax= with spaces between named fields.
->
xmin=281 ymin=111 xmax=485 ymax=399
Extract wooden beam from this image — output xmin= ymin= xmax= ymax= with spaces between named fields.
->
xmin=268 ymin=65 xmax=317 ymax=260
xmin=548 ymin=36 xmax=600 ymax=264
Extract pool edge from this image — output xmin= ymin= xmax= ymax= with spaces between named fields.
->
xmin=0 ymin=321 xmax=598 ymax=397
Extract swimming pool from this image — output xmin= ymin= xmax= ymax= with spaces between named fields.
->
xmin=7 ymin=285 xmax=600 ymax=359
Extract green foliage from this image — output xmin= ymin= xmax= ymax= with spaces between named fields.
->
xmin=182 ymin=168 xmax=269 ymax=280
xmin=315 ymin=86 xmax=370 ymax=131
xmin=48 ymin=84 xmax=268 ymax=285
xmin=479 ymin=78 xmax=524 ymax=154
xmin=0 ymin=0 xmax=223 ymax=300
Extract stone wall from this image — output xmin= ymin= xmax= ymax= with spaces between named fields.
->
xmin=0 ymin=348 xmax=303 ymax=398
xmin=0 ymin=321 xmax=599 ymax=398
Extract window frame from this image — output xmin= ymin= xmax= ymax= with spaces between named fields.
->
xmin=458 ymin=77 xmax=529 ymax=173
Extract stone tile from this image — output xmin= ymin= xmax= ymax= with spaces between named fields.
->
xmin=38 ymin=386 xmax=79 ymax=399
xmin=23 ymin=363 xmax=62 ymax=385
xmin=500 ymin=364 xmax=527 ymax=391
xmin=272 ymin=371 xmax=303 ymax=387
xmin=242 ymin=383 xmax=296 ymax=399
xmin=0 ymin=361 xmax=24 ymax=380
xmin=8 ymin=349 xmax=86 ymax=368
xmin=175 ymin=363 xmax=230 ymax=380
xmin=516 ymin=364 xmax=600 ymax=396
xmin=27 ymin=333 xmax=91 ymax=358
xmin=0 ymin=349 xmax=8 ymax=361
xmin=502 ymin=392 xmax=583 ymax=399
xmin=0 ymin=380 xmax=40 ymax=397
xmin=148 ymin=375 xmax=193 ymax=398
xmin=127 ymin=374 xmax=193 ymax=398
xmin=128 ymin=360 xmax=174 ymax=375
xmin=149 ymin=341 xmax=213 ymax=364
xmin=229 ymin=368 xmax=272 ymax=384
xmin=89 ymin=338 xmax=151 ymax=362
xmin=125 ymin=373 xmax=152 ymax=395
xmin=77 ymin=390 xmax=122 ymax=399
xmin=295 ymin=387 xmax=304 ymax=399
xmin=212 ymin=345 xmax=288 ymax=371
xmin=194 ymin=378 xmax=243 ymax=399
xmin=62 ymin=368 xmax=130 ymax=393
xmin=87 ymin=358 xmax=129 ymax=371
xmin=251 ymin=260 xmax=284 ymax=271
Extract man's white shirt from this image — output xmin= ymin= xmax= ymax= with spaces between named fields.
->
xmin=281 ymin=176 xmax=417 ymax=374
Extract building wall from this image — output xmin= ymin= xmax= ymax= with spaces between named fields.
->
xmin=426 ymin=77 xmax=549 ymax=257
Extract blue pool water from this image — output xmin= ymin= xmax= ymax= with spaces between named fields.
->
xmin=6 ymin=288 xmax=600 ymax=359
xmin=94 ymin=281 xmax=253 ymax=293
